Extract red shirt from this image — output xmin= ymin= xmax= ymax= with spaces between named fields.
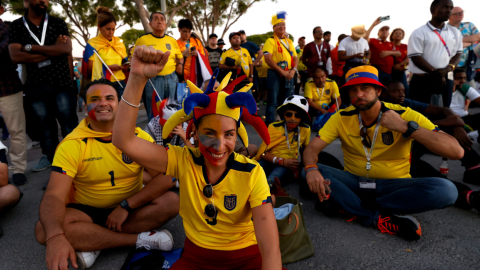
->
xmin=330 ymin=47 xmax=345 ymax=77
xmin=369 ymin=39 xmax=395 ymax=74
xmin=301 ymin=41 xmax=331 ymax=77
xmin=393 ymin=43 xmax=408 ymax=64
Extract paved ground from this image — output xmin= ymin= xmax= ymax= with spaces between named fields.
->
xmin=0 ymin=105 xmax=479 ymax=270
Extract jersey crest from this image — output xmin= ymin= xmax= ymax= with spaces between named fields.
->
xmin=382 ymin=131 xmax=394 ymax=145
xmin=224 ymin=194 xmax=237 ymax=211
xmin=122 ymin=153 xmax=133 ymax=164
xmin=166 ymin=43 xmax=171 ymax=50
xmin=325 ymin=89 xmax=330 ymax=95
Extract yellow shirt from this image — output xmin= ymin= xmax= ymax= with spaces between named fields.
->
xmin=263 ymin=37 xmax=297 ymax=70
xmin=52 ymin=129 xmax=155 ymax=208
xmin=297 ymin=48 xmax=307 ymax=71
xmin=134 ymin=33 xmax=183 ymax=76
xmin=267 ymin=121 xmax=311 ymax=160
xmin=219 ymin=47 xmax=252 ymax=77
xmin=165 ymin=145 xmax=271 ymax=250
xmin=304 ymin=79 xmax=340 ymax=108
xmin=89 ymin=40 xmax=126 ymax=82
xmin=256 ymin=56 xmax=268 ymax=78
xmin=317 ymin=102 xmax=438 ymax=179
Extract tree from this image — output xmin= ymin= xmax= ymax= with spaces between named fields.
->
xmin=176 ymin=0 xmax=276 ymax=44
xmin=120 ymin=29 xmax=145 ymax=47
xmin=247 ymin=31 xmax=293 ymax=46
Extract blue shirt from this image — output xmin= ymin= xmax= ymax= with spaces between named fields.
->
xmin=448 ymin=22 xmax=479 ymax=67
xmin=240 ymin=41 xmax=260 ymax=60
xmin=402 ymin=98 xmax=428 ymax=114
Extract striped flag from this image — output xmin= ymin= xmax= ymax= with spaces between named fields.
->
xmin=188 ymin=53 xmax=213 ymax=88
xmin=92 ymin=53 xmax=111 ymax=81
xmin=81 ymin=43 xmax=96 ymax=77
xmin=151 ymin=90 xmax=161 ymax=118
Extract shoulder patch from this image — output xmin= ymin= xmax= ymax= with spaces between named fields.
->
xmin=326 ymin=79 xmax=333 ymax=82
xmin=299 ymin=122 xmax=310 ymax=129
xmin=230 ymin=160 xmax=256 ymax=173
xmin=340 ymin=109 xmax=359 ymax=116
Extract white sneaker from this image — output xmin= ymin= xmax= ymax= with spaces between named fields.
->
xmin=136 ymin=229 xmax=173 ymax=251
xmin=468 ymin=130 xmax=478 ymax=142
xmin=76 ymin=250 xmax=101 ymax=269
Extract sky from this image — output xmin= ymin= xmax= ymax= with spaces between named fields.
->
xmin=1 ymin=0 xmax=478 ymax=58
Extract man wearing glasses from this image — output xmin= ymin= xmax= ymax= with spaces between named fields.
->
xmin=302 ymin=65 xmax=464 ymax=240
xmin=448 ymin=6 xmax=480 ymax=88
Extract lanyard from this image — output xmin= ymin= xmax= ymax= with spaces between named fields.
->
xmin=23 ymin=14 xmax=49 ymax=46
xmin=279 ymin=38 xmax=292 ymax=55
xmin=358 ymin=111 xmax=382 ymax=177
xmin=427 ymin=23 xmax=451 ymax=57
xmin=315 ymin=42 xmax=324 ymax=60
xmin=284 ymin=122 xmax=301 ymax=161
xmin=233 ymin=48 xmax=247 ymax=65
xmin=316 ymin=86 xmax=325 ymax=103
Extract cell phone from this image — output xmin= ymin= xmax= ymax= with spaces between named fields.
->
xmin=379 ymin=15 xmax=390 ymax=22
xmin=123 ymin=62 xmax=131 ymax=65
xmin=190 ymin=46 xmax=196 ymax=51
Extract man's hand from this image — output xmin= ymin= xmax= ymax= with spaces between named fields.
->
xmin=190 ymin=49 xmax=198 ymax=57
xmin=306 ymin=170 xmax=326 ymax=202
xmin=121 ymin=63 xmax=131 ymax=72
xmin=393 ymin=63 xmax=403 ymax=70
xmin=284 ymin=69 xmax=295 ymax=80
xmin=283 ymin=159 xmax=300 ymax=171
xmin=248 ymin=77 xmax=253 ymax=83
xmin=379 ymin=51 xmax=391 ymax=58
xmin=172 ymin=125 xmax=186 ymax=141
xmin=453 ymin=126 xmax=473 ymax=150
xmin=433 ymin=67 xmax=449 ymax=77
xmin=55 ymin=35 xmax=68 ymax=45
xmin=380 ymin=110 xmax=408 ymax=133
xmin=46 ymin=235 xmax=78 ymax=270
xmin=130 ymin=45 xmax=171 ymax=81
xmin=353 ymin=52 xmax=364 ymax=59
xmin=372 ymin=17 xmax=382 ymax=28
xmin=106 ymin=206 xmax=129 ymax=232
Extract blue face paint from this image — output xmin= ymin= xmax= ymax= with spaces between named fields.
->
xmin=87 ymin=103 xmax=98 ymax=121
xmin=198 ymin=132 xmax=221 ymax=152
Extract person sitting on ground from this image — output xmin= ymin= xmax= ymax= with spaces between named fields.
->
xmin=35 ymin=79 xmax=180 ymax=270
xmin=304 ymin=67 xmax=342 ymax=117
xmin=302 ymin=65 xmax=463 ymax=240
xmin=0 ymin=141 xmax=22 ymax=235
xmin=381 ymin=80 xmax=480 ymax=212
xmin=255 ymin=95 xmax=311 ymax=189
xmin=112 ymin=46 xmax=282 ymax=269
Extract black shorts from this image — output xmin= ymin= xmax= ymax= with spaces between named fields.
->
xmin=66 ymin=203 xmax=116 ymax=227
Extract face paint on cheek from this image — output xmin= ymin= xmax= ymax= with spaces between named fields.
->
xmin=87 ymin=103 xmax=98 ymax=121
xmin=198 ymin=133 xmax=221 ymax=152
xmin=351 ymin=97 xmax=358 ymax=104
xmin=199 ymin=143 xmax=220 ymax=166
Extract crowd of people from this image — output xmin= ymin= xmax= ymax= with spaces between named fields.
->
xmin=1 ymin=0 xmax=480 ymax=269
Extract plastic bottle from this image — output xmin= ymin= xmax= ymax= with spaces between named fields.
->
xmin=439 ymin=158 xmax=449 ymax=176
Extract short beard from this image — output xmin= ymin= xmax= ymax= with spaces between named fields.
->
xmin=354 ymin=96 xmax=378 ymax=111
xmin=31 ymin=4 xmax=47 ymax=16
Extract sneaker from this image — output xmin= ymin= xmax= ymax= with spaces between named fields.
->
xmin=376 ymin=214 xmax=421 ymax=240
xmin=315 ymin=200 xmax=357 ymax=221
xmin=33 ymin=155 xmax=51 ymax=172
xmin=468 ymin=130 xmax=478 ymax=142
xmin=468 ymin=191 xmax=480 ymax=212
xmin=136 ymin=229 xmax=173 ymax=251
xmin=12 ymin=173 xmax=27 ymax=186
xmin=76 ymin=250 xmax=101 ymax=269
xmin=463 ymin=166 xmax=480 ymax=185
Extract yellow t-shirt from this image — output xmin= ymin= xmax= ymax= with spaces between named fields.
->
xmin=256 ymin=56 xmax=268 ymax=78
xmin=134 ymin=33 xmax=183 ymax=76
xmin=304 ymin=79 xmax=340 ymax=108
xmin=263 ymin=37 xmax=297 ymax=70
xmin=90 ymin=41 xmax=126 ymax=82
xmin=52 ymin=129 xmax=155 ymax=208
xmin=268 ymin=121 xmax=311 ymax=160
xmin=165 ymin=145 xmax=271 ymax=250
xmin=297 ymin=48 xmax=307 ymax=71
xmin=317 ymin=102 xmax=438 ymax=179
xmin=219 ymin=47 xmax=252 ymax=77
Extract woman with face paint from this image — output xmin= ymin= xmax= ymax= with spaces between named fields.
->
xmin=113 ymin=47 xmax=283 ymax=269
xmin=87 ymin=7 xmax=129 ymax=95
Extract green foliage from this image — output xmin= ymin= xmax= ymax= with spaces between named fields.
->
xmin=120 ymin=29 xmax=145 ymax=47
xmin=247 ymin=31 xmax=294 ymax=46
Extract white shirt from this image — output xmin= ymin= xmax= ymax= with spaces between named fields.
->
xmin=450 ymin=87 xmax=480 ymax=117
xmin=407 ymin=22 xmax=463 ymax=74
xmin=338 ymin=37 xmax=369 ymax=56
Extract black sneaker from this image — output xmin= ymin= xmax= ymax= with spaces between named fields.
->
xmin=463 ymin=167 xmax=480 ymax=185
xmin=453 ymin=181 xmax=473 ymax=210
xmin=315 ymin=200 xmax=357 ymax=222
xmin=376 ymin=214 xmax=421 ymax=240
xmin=468 ymin=191 xmax=480 ymax=212
xmin=12 ymin=173 xmax=27 ymax=186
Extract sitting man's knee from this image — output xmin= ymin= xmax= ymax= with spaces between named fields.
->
xmin=35 ymin=220 xmax=46 ymax=245
xmin=429 ymin=178 xmax=458 ymax=207
xmin=1 ymin=184 xmax=21 ymax=206
xmin=152 ymin=191 xmax=180 ymax=217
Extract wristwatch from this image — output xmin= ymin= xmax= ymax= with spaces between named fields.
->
xmin=120 ymin=199 xmax=134 ymax=213
xmin=449 ymin=64 xmax=456 ymax=71
xmin=403 ymin=121 xmax=419 ymax=138
xmin=249 ymin=75 xmax=254 ymax=78
xmin=25 ymin=44 xmax=32 ymax=52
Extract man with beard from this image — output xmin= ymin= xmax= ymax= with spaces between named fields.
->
xmin=302 ymin=65 xmax=463 ymax=240
xmin=8 ymin=0 xmax=78 ymax=173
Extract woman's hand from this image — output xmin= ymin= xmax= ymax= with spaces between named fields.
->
xmin=130 ymin=46 xmax=171 ymax=81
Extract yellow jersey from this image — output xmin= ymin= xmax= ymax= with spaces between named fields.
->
xmin=317 ymin=102 xmax=438 ymax=179
xmin=219 ymin=47 xmax=252 ymax=77
xmin=89 ymin=40 xmax=126 ymax=82
xmin=165 ymin=145 xmax=271 ymax=250
xmin=52 ymin=128 xmax=155 ymax=209
xmin=304 ymin=79 xmax=340 ymax=108
xmin=266 ymin=121 xmax=311 ymax=160
xmin=297 ymin=48 xmax=307 ymax=71
xmin=256 ymin=56 xmax=268 ymax=78
xmin=263 ymin=36 xmax=297 ymax=70
xmin=134 ymin=33 xmax=183 ymax=76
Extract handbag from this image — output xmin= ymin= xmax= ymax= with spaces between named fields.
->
xmin=275 ymin=196 xmax=314 ymax=264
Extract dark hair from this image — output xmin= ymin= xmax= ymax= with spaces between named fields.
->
xmin=324 ymin=31 xmax=331 ymax=36
xmin=150 ymin=12 xmax=165 ymax=22
xmin=81 ymin=79 xmax=120 ymax=103
xmin=430 ymin=0 xmax=442 ymax=13
xmin=313 ymin=66 xmax=328 ymax=76
xmin=454 ymin=68 xmax=467 ymax=76
xmin=178 ymin=19 xmax=193 ymax=30
xmin=384 ymin=80 xmax=403 ymax=91
xmin=96 ymin=6 xmax=116 ymax=27
xmin=338 ymin=34 xmax=348 ymax=42
xmin=313 ymin=26 xmax=321 ymax=34
xmin=389 ymin=28 xmax=405 ymax=42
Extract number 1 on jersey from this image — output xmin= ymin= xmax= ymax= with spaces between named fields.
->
xmin=109 ymin=171 xmax=115 ymax=186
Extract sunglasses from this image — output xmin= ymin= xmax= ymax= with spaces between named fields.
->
xmin=203 ymin=184 xmax=217 ymax=218
xmin=452 ymin=11 xmax=464 ymax=16
xmin=284 ymin=112 xmax=301 ymax=118
xmin=360 ymin=127 xmax=372 ymax=148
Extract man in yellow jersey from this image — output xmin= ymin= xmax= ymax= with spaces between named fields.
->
xmin=34 ymin=79 xmax=179 ymax=270
xmin=219 ymin=32 xmax=253 ymax=94
xmin=134 ymin=12 xmax=183 ymax=121
xmin=294 ymin=36 xmax=308 ymax=95
xmin=264 ymin=12 xmax=298 ymax=125
xmin=302 ymin=65 xmax=464 ymax=240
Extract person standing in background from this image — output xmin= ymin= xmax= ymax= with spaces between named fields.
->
xmin=205 ymin=33 xmax=223 ymax=71
xmin=330 ymin=34 xmax=347 ymax=87
xmin=294 ymin=36 xmax=308 ymax=95
xmin=73 ymin=62 xmax=83 ymax=112
xmin=302 ymin=27 xmax=331 ymax=80
xmin=390 ymin=28 xmax=410 ymax=96
xmin=177 ymin=19 xmax=208 ymax=85
xmin=219 ymin=32 xmax=253 ymax=94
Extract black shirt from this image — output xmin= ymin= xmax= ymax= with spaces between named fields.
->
xmin=8 ymin=13 xmax=71 ymax=88
xmin=240 ymin=41 xmax=260 ymax=60
xmin=206 ymin=46 xmax=223 ymax=70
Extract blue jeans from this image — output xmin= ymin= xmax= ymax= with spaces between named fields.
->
xmin=302 ymin=164 xmax=458 ymax=226
xmin=143 ymin=73 xmax=178 ymax=121
xmin=258 ymin=159 xmax=295 ymax=186
xmin=27 ymin=84 xmax=78 ymax=162
xmin=265 ymin=69 xmax=294 ymax=126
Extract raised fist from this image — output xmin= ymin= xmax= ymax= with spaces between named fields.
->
xmin=130 ymin=45 xmax=171 ymax=80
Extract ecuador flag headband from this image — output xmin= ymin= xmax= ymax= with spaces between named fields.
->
xmin=162 ymin=69 xmax=270 ymax=147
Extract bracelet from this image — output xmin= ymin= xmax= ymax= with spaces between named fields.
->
xmin=46 ymin=233 xmax=65 ymax=245
xmin=121 ymin=95 xmax=140 ymax=108
xmin=305 ymin=167 xmax=319 ymax=173
xmin=272 ymin=157 xmax=277 ymax=165
xmin=278 ymin=158 xmax=284 ymax=166
xmin=304 ymin=164 xmax=318 ymax=170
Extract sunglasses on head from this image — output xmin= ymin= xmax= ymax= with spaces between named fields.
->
xmin=203 ymin=184 xmax=217 ymax=218
xmin=284 ymin=112 xmax=301 ymax=118
xmin=360 ymin=127 xmax=372 ymax=148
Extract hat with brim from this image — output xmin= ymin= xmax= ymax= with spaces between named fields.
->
xmin=229 ymin=32 xmax=242 ymax=40
xmin=276 ymin=95 xmax=311 ymax=124
xmin=217 ymin=39 xmax=226 ymax=45
xmin=351 ymin=24 xmax=366 ymax=39
xmin=379 ymin=26 xmax=390 ymax=31
xmin=340 ymin=65 xmax=387 ymax=92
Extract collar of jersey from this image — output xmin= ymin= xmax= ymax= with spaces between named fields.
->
xmin=359 ymin=102 xmax=390 ymax=129
xmin=188 ymin=148 xmax=235 ymax=186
